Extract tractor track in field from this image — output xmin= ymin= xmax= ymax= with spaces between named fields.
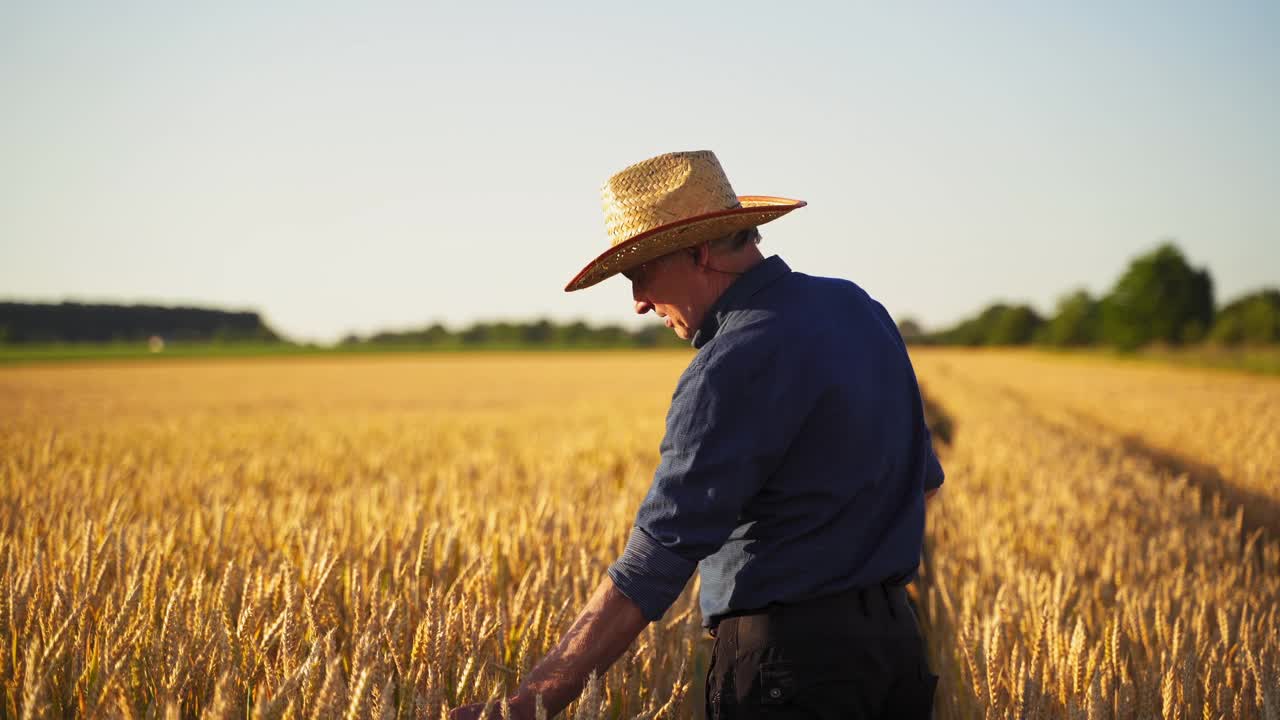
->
xmin=986 ymin=381 xmax=1280 ymax=545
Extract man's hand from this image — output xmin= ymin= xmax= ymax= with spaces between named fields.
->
xmin=447 ymin=576 xmax=649 ymax=719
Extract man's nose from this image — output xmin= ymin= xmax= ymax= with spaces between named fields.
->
xmin=634 ymin=299 xmax=654 ymax=315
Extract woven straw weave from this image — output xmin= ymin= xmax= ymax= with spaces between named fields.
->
xmin=601 ymin=151 xmax=742 ymax=247
xmin=565 ymin=150 xmax=805 ymax=292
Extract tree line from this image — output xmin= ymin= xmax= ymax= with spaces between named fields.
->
xmin=0 ymin=301 xmax=688 ymax=349
xmin=9 ymin=243 xmax=1273 ymax=353
xmin=911 ymin=242 xmax=1279 ymax=349
xmin=339 ymin=320 xmax=688 ymax=349
xmin=0 ymin=302 xmax=280 ymax=343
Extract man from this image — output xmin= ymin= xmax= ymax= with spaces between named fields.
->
xmin=453 ymin=150 xmax=943 ymax=719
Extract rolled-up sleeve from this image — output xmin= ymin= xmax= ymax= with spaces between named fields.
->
xmin=608 ymin=526 xmax=698 ymax=619
xmin=608 ymin=344 xmax=801 ymax=621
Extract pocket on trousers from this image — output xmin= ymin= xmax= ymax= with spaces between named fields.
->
xmin=757 ymin=660 xmax=801 ymax=706
xmin=882 ymin=664 xmax=939 ymax=719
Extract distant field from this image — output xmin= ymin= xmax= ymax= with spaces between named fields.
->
xmin=1131 ymin=344 xmax=1280 ymax=375
xmin=0 ymin=341 xmax=323 ymax=364
xmin=1 ymin=350 xmax=1276 ymax=718
xmin=1020 ymin=344 xmax=1280 ymax=376
xmin=3 ymin=341 xmax=1276 ymax=378
xmin=0 ymin=341 xmax=691 ymax=365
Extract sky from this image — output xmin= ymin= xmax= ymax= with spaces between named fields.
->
xmin=2 ymin=1 xmax=1277 ymax=343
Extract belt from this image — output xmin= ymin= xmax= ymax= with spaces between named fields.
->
xmin=708 ymin=582 xmax=912 ymax=639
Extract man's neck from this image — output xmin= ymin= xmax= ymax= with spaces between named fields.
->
xmin=703 ymin=249 xmax=766 ymax=305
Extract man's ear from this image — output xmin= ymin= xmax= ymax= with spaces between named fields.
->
xmin=690 ymin=242 xmax=711 ymax=270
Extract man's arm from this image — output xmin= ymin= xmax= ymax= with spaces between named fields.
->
xmin=450 ymin=576 xmax=649 ymax=719
xmin=455 ymin=348 xmax=793 ymax=718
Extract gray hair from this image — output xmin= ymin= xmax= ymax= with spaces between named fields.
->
xmin=707 ymin=226 xmax=762 ymax=255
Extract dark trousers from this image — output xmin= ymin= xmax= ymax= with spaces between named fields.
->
xmin=704 ymin=584 xmax=938 ymax=719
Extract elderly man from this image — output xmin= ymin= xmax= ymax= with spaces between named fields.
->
xmin=453 ymin=150 xmax=943 ymax=719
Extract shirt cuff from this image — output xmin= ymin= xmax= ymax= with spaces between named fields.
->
xmin=607 ymin=526 xmax=698 ymax=622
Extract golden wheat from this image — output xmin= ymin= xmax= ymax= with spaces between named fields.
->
xmin=912 ymin=349 xmax=1280 ymax=505
xmin=2 ymin=350 xmax=1277 ymax=719
xmin=913 ymin=348 xmax=1280 ymax=720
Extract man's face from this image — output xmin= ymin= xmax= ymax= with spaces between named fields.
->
xmin=623 ymin=248 xmax=707 ymax=340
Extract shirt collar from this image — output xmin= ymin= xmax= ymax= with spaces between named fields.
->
xmin=691 ymin=255 xmax=792 ymax=349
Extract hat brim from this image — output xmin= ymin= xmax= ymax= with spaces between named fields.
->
xmin=564 ymin=196 xmax=806 ymax=292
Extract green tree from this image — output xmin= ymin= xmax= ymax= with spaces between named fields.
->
xmin=929 ymin=303 xmax=1042 ymax=346
xmin=423 ymin=323 xmax=452 ymax=345
xmin=896 ymin=317 xmax=925 ymax=343
xmin=460 ymin=323 xmax=491 ymax=345
xmin=555 ymin=321 xmax=593 ymax=346
xmin=1209 ymin=289 xmax=1280 ymax=346
xmin=945 ymin=304 xmax=1009 ymax=346
xmin=986 ymin=305 xmax=1044 ymax=345
xmin=594 ymin=325 xmax=628 ymax=346
xmin=521 ymin=319 xmax=555 ymax=345
xmin=1100 ymin=242 xmax=1214 ymax=350
xmin=1040 ymin=290 xmax=1101 ymax=347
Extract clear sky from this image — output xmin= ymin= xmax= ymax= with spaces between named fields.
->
xmin=3 ymin=1 xmax=1277 ymax=343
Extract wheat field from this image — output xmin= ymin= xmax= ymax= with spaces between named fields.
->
xmin=911 ymin=350 xmax=1279 ymax=719
xmin=1 ymin=350 xmax=1277 ymax=719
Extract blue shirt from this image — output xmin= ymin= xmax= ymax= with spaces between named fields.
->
xmin=607 ymin=255 xmax=945 ymax=627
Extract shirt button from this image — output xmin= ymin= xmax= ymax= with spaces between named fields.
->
xmin=769 ymin=688 xmax=782 ymax=698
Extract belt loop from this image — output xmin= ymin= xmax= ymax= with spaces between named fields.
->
xmin=881 ymin=583 xmax=897 ymax=619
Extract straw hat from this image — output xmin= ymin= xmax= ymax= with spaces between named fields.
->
xmin=564 ymin=150 xmax=806 ymax=292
